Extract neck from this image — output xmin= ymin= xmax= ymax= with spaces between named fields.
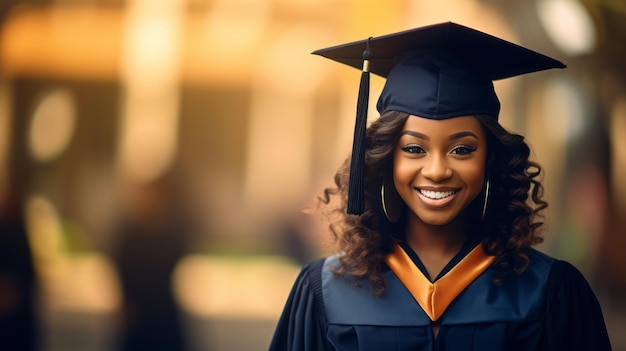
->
xmin=406 ymin=213 xmax=468 ymax=251
xmin=404 ymin=213 xmax=469 ymax=279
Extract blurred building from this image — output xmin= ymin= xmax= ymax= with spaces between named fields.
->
xmin=0 ymin=0 xmax=625 ymax=350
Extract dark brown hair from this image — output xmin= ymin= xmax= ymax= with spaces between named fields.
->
xmin=319 ymin=111 xmax=546 ymax=294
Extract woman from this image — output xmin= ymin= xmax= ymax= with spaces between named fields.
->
xmin=269 ymin=22 xmax=611 ymax=351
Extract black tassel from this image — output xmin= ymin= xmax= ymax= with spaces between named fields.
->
xmin=347 ymin=39 xmax=371 ymax=215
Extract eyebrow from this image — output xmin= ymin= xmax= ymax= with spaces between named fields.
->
xmin=449 ymin=131 xmax=480 ymax=140
xmin=400 ymin=130 xmax=480 ymax=141
xmin=401 ymin=131 xmax=429 ymax=140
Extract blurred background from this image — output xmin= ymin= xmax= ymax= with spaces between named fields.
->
xmin=0 ymin=0 xmax=625 ymax=350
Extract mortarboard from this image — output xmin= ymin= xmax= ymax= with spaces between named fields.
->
xmin=312 ymin=22 xmax=566 ymax=215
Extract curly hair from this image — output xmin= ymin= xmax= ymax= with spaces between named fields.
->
xmin=319 ymin=111 xmax=547 ymax=294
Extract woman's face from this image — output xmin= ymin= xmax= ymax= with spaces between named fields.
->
xmin=393 ymin=115 xmax=487 ymax=226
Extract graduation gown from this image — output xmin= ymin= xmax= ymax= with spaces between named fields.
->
xmin=269 ymin=242 xmax=611 ymax=351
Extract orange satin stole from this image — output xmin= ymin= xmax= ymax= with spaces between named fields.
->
xmin=384 ymin=242 xmax=495 ymax=321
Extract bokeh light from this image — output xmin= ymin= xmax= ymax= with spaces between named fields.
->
xmin=28 ymin=88 xmax=76 ymax=163
xmin=536 ymin=0 xmax=597 ymax=56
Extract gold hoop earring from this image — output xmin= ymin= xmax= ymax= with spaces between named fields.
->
xmin=381 ymin=178 xmax=402 ymax=223
xmin=482 ymin=178 xmax=490 ymax=220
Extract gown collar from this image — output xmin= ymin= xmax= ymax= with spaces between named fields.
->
xmin=384 ymin=241 xmax=495 ymax=321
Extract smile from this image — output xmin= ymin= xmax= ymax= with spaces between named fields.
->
xmin=419 ymin=189 xmax=457 ymax=199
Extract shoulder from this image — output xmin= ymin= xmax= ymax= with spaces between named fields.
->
xmin=547 ymin=258 xmax=589 ymax=283
xmin=298 ymin=257 xmax=327 ymax=281
xmin=289 ymin=256 xmax=328 ymax=300
xmin=269 ymin=257 xmax=333 ymax=350
xmin=525 ymin=249 xmax=592 ymax=289
xmin=535 ymin=254 xmax=612 ymax=349
xmin=525 ymin=248 xmax=594 ymax=291
xmin=528 ymin=249 xmax=605 ymax=311
xmin=277 ymin=256 xmax=330 ymax=323
xmin=526 ymin=247 xmax=557 ymax=268
xmin=544 ymin=256 xmax=598 ymax=299
xmin=502 ymin=248 xmax=556 ymax=285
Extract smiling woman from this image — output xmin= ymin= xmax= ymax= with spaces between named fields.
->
xmin=269 ymin=22 xmax=612 ymax=351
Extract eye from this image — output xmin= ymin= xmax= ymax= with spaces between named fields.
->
xmin=450 ymin=145 xmax=477 ymax=155
xmin=401 ymin=144 xmax=425 ymax=154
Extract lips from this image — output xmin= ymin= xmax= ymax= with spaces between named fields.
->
xmin=414 ymin=187 xmax=459 ymax=208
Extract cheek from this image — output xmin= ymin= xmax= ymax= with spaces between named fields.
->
xmin=392 ymin=154 xmax=414 ymax=185
xmin=463 ymin=164 xmax=486 ymax=196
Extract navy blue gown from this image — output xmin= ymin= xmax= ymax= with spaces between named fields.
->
xmin=269 ymin=242 xmax=611 ymax=351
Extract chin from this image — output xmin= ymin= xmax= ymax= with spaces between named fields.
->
xmin=414 ymin=212 xmax=458 ymax=226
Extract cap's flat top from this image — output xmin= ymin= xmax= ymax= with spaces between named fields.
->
xmin=312 ymin=22 xmax=565 ymax=80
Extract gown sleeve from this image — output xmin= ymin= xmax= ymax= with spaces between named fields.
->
xmin=268 ymin=258 xmax=331 ymax=351
xmin=545 ymin=260 xmax=612 ymax=350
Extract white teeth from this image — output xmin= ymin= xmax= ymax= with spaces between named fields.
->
xmin=420 ymin=190 xmax=455 ymax=199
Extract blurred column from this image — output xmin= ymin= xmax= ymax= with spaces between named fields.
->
xmin=244 ymin=24 xmax=333 ymax=227
xmin=0 ymin=81 xmax=10 ymax=195
xmin=115 ymin=0 xmax=188 ymax=350
xmin=607 ymin=95 xmax=626 ymax=295
xmin=117 ymin=0 xmax=182 ymax=184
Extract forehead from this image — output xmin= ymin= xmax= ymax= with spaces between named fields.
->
xmin=401 ymin=115 xmax=485 ymax=136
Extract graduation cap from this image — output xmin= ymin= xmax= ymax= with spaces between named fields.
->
xmin=312 ymin=22 xmax=566 ymax=215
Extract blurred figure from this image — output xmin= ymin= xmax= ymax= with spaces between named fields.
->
xmin=0 ymin=172 xmax=38 ymax=351
xmin=113 ymin=175 xmax=190 ymax=351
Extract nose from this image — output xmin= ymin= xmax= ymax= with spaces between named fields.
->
xmin=421 ymin=154 xmax=453 ymax=182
